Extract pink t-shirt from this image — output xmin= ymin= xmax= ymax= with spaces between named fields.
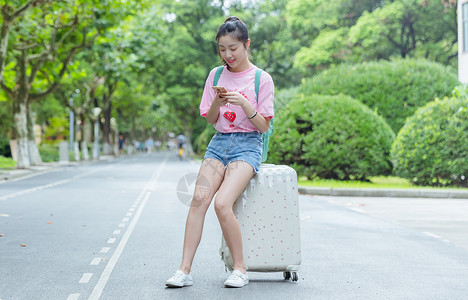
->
xmin=199 ymin=65 xmax=274 ymax=133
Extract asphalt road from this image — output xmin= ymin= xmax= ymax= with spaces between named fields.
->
xmin=1 ymin=152 xmax=467 ymax=300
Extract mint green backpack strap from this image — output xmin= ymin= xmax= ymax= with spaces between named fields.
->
xmin=255 ymin=68 xmax=262 ymax=102
xmin=213 ymin=66 xmax=224 ymax=86
xmin=254 ymin=69 xmax=274 ymax=163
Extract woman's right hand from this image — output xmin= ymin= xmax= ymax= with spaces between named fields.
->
xmin=213 ymin=92 xmax=228 ymax=108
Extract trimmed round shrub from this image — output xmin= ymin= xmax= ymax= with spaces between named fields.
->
xmin=391 ymin=97 xmax=468 ymax=187
xmin=299 ymin=58 xmax=458 ymax=133
xmin=268 ymin=94 xmax=395 ymax=180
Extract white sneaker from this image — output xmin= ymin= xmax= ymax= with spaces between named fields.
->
xmin=224 ymin=270 xmax=249 ymax=288
xmin=165 ymin=270 xmax=193 ymax=288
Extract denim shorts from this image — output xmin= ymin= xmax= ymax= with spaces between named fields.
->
xmin=203 ymin=132 xmax=263 ymax=173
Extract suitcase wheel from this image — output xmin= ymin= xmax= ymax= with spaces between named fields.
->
xmin=283 ymin=271 xmax=298 ymax=282
xmin=292 ymin=272 xmax=298 ymax=282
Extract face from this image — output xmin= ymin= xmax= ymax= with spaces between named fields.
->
xmin=218 ymin=35 xmax=251 ymax=72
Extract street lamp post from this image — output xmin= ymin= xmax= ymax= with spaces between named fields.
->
xmin=92 ymin=107 xmax=102 ymax=160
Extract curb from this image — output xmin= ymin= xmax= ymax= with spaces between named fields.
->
xmin=299 ymin=186 xmax=468 ymax=199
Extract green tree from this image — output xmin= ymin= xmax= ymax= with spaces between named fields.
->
xmin=288 ymin=0 xmax=458 ymax=73
xmin=349 ymin=0 xmax=458 ymax=64
xmin=0 ymin=0 xmax=47 ymax=83
xmin=0 ymin=1 xmax=100 ymax=168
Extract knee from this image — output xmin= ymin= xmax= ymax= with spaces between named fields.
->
xmin=214 ymin=199 xmax=232 ymax=219
xmin=190 ymin=194 xmax=211 ymax=212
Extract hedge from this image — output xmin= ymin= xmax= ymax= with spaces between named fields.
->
xmin=298 ymin=58 xmax=458 ymax=133
xmin=268 ymin=94 xmax=395 ymax=180
xmin=391 ymin=96 xmax=468 ymax=187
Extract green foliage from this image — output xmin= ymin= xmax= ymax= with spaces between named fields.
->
xmin=275 ymin=86 xmax=299 ymax=112
xmin=0 ymin=96 xmax=12 ymax=138
xmin=288 ymin=0 xmax=457 ymax=73
xmin=39 ymin=144 xmax=59 ymax=162
xmin=452 ymin=85 xmax=468 ymax=100
xmin=268 ymin=94 xmax=395 ymax=180
xmin=43 ymin=117 xmax=68 ymax=142
xmin=299 ymin=58 xmax=458 ymax=133
xmin=0 ymin=155 xmax=16 ymax=169
xmin=391 ymin=97 xmax=468 ymax=187
xmin=193 ymin=124 xmax=217 ymax=155
xmin=349 ymin=0 xmax=457 ymax=66
xmin=0 ymin=136 xmax=11 ymax=157
xmin=294 ymin=28 xmax=348 ymax=70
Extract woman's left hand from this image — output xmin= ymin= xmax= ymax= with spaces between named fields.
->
xmin=222 ymin=91 xmax=249 ymax=107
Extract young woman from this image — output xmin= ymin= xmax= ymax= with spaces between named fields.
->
xmin=166 ymin=16 xmax=274 ymax=288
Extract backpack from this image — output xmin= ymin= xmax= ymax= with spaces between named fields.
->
xmin=213 ymin=66 xmax=274 ymax=163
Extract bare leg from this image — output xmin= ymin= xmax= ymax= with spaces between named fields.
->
xmin=214 ymin=161 xmax=254 ymax=274
xmin=179 ymin=158 xmax=225 ymax=274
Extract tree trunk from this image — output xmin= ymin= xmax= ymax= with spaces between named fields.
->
xmin=102 ymin=94 xmax=113 ymax=155
xmin=27 ymin=105 xmax=42 ymax=165
xmin=13 ymin=101 xmax=30 ymax=168
xmin=0 ymin=12 xmax=11 ymax=83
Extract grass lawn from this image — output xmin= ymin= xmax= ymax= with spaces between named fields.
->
xmin=0 ymin=156 xmax=16 ymax=170
xmin=298 ymin=176 xmax=468 ymax=190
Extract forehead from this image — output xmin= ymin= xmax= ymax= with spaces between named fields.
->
xmin=218 ymin=35 xmax=240 ymax=47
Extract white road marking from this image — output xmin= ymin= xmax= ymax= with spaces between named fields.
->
xmin=129 ymin=208 xmax=135 ymax=212
xmin=100 ymin=247 xmax=110 ymax=254
xmin=79 ymin=273 xmax=93 ymax=283
xmin=90 ymin=258 xmax=103 ymax=265
xmin=88 ymin=155 xmax=168 ymax=300
xmin=126 ymin=212 xmax=132 ymax=216
xmin=66 ymin=293 xmax=80 ymax=300
xmin=118 ymin=223 xmax=125 ymax=228
xmin=122 ymin=217 xmax=129 ymax=222
xmin=0 ymin=169 xmax=99 ymax=201
xmin=113 ymin=230 xmax=121 ymax=235
xmin=424 ymin=232 xmax=442 ymax=239
xmin=107 ymin=238 xmax=116 ymax=244
xmin=349 ymin=207 xmax=365 ymax=213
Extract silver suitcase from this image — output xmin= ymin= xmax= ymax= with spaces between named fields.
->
xmin=220 ymin=164 xmax=301 ymax=281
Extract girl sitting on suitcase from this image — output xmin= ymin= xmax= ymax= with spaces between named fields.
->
xmin=166 ymin=16 xmax=274 ymax=288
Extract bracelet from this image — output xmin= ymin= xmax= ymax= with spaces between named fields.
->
xmin=248 ymin=111 xmax=257 ymax=119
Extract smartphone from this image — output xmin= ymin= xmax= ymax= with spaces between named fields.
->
xmin=212 ymin=86 xmax=227 ymax=93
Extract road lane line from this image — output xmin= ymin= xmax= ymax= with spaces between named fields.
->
xmin=113 ymin=230 xmax=121 ymax=235
xmin=79 ymin=273 xmax=93 ymax=283
xmin=99 ymin=247 xmax=110 ymax=254
xmin=424 ymin=232 xmax=442 ymax=239
xmin=88 ymin=155 xmax=168 ymax=300
xmin=126 ymin=212 xmax=132 ymax=216
xmin=107 ymin=238 xmax=116 ymax=244
xmin=90 ymin=258 xmax=103 ymax=266
xmin=118 ymin=223 xmax=125 ymax=228
xmin=67 ymin=294 xmax=80 ymax=300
